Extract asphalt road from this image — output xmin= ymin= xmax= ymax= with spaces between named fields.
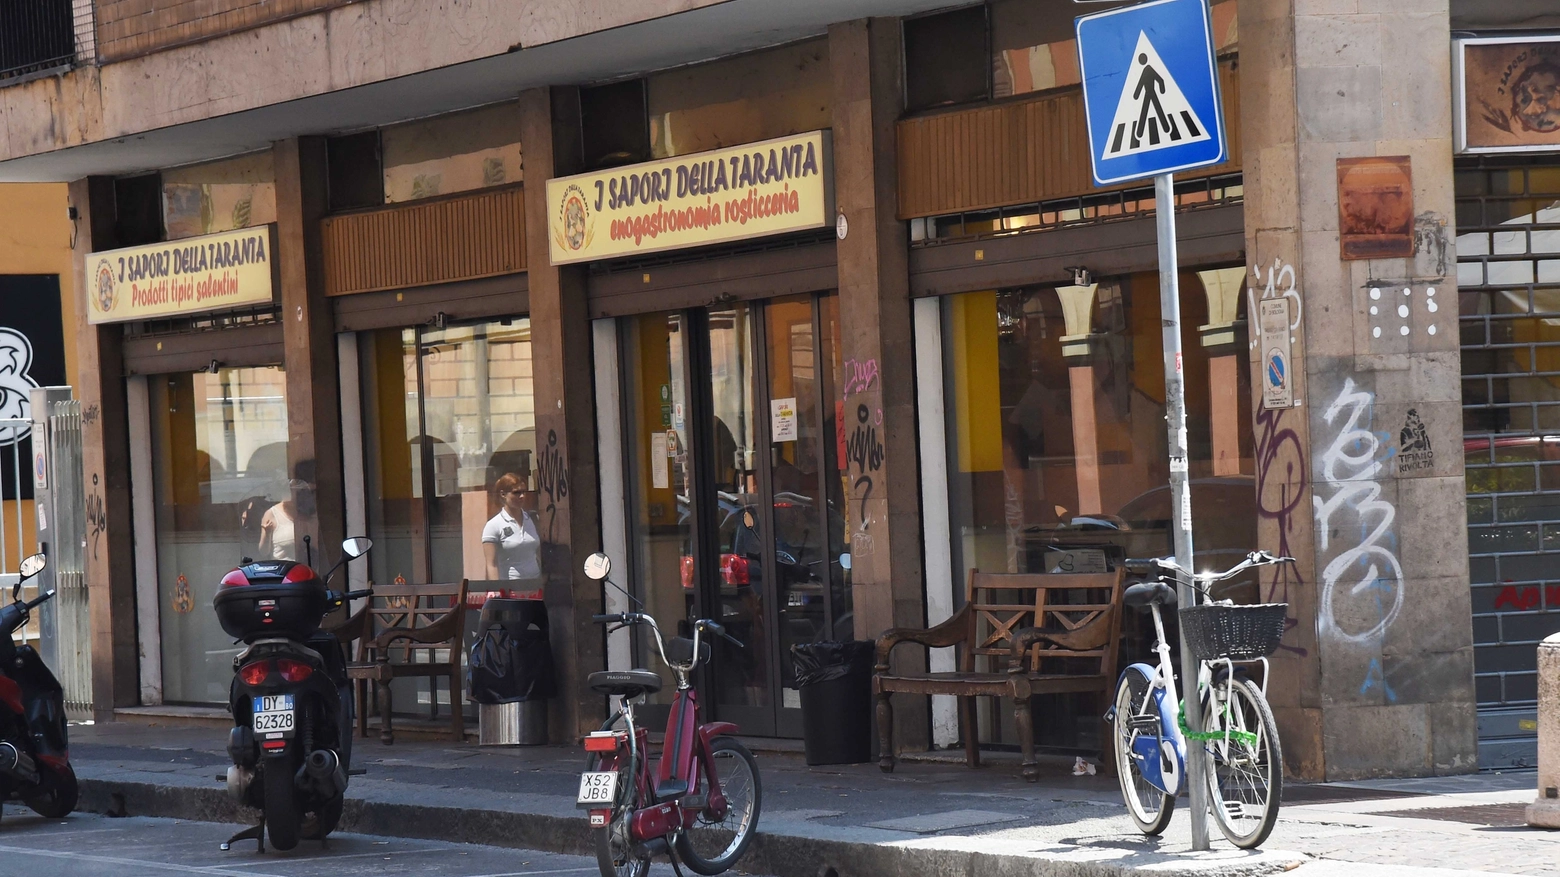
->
xmin=0 ymin=806 xmax=693 ymax=877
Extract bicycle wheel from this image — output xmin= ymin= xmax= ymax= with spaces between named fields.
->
xmin=1111 ymin=669 xmax=1174 ymax=836
xmin=1203 ymin=675 xmax=1282 ymax=849
xmin=591 ymin=749 xmax=649 ymax=877
xmin=674 ymin=737 xmax=762 ymax=875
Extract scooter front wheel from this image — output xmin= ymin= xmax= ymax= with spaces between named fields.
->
xmin=263 ymin=754 xmax=301 ymax=851
xmin=25 ymin=762 xmax=77 ymax=818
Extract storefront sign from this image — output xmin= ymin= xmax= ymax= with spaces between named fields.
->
xmin=546 ymin=131 xmax=831 ymax=265
xmin=1455 ymin=36 xmax=1560 ymax=154
xmin=87 ymin=226 xmax=277 ymax=324
xmin=1259 ymin=299 xmax=1293 ymax=409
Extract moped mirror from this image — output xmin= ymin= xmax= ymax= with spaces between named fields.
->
xmin=583 ymin=552 xmax=611 ymax=581
xmin=18 ymin=553 xmax=45 ymax=580
xmin=839 ymin=553 xmax=852 ymax=571
xmin=742 ymin=510 xmax=757 ymax=530
xmin=341 ymin=536 xmax=373 ymax=559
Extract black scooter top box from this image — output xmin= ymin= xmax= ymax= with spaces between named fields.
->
xmin=214 ymin=560 xmax=329 ymax=643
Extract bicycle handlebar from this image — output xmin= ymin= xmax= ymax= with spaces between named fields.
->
xmin=590 ymin=612 xmax=741 ymax=670
xmin=1124 ymin=550 xmax=1295 ymax=584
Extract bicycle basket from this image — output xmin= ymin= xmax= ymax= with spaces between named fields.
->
xmin=1178 ymin=603 xmax=1288 ymax=661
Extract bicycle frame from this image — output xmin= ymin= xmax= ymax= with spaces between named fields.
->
xmin=586 ymin=616 xmax=739 ymax=843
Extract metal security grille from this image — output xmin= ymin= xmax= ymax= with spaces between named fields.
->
xmin=1457 ymin=155 xmax=1560 ymax=769
xmin=36 ymin=399 xmax=90 ymax=718
xmin=0 ymin=0 xmax=75 ymax=81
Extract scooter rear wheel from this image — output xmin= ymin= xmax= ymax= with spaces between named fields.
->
xmin=264 ymin=755 xmax=301 ymax=851
xmin=25 ymin=762 xmax=77 ymax=819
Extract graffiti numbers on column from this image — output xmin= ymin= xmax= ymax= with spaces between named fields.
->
xmin=85 ymin=472 xmax=106 ymax=560
xmin=1248 ymin=257 xmax=1301 ymax=347
xmin=1255 ymin=406 xmax=1308 ymax=656
xmin=1315 ymin=378 xmax=1403 ymax=652
xmin=846 ymin=404 xmax=885 ymax=554
xmin=536 ymin=429 xmax=569 ymax=542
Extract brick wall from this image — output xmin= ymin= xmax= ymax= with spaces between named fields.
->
xmin=93 ymin=0 xmax=352 ymax=63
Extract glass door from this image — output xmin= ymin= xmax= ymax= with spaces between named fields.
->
xmin=620 ymin=294 xmax=846 ymax=737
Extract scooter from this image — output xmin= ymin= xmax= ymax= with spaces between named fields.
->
xmin=214 ymin=537 xmax=373 ymax=852
xmin=0 ymin=553 xmax=77 ymax=823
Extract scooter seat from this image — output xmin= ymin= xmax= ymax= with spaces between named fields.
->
xmin=588 ymin=670 xmax=663 ymax=699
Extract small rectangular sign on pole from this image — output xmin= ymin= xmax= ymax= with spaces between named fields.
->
xmin=1077 ymin=0 xmax=1228 ymax=853
xmin=1260 ymin=299 xmax=1294 ymax=409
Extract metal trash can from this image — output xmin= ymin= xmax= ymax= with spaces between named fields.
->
xmin=470 ymin=599 xmax=556 ymax=746
xmin=479 ymin=700 xmax=548 ymax=746
xmin=791 ymin=641 xmax=875 ymax=765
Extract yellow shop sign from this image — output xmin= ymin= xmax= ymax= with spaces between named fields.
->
xmin=547 ymin=131 xmax=831 ymax=265
xmin=87 ymin=225 xmax=277 ymax=324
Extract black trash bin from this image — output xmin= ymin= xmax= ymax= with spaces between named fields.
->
xmin=470 ymin=599 xmax=556 ymax=744
xmin=791 ymin=641 xmax=875 ymax=766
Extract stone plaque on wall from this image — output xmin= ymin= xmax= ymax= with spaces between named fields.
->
xmin=1337 ymin=156 xmax=1413 ymax=261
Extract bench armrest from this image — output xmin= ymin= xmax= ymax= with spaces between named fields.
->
xmin=1008 ymin=623 xmax=1111 ymax=672
xmin=875 ymin=605 xmax=971 ymax=670
xmin=369 ymin=608 xmax=464 ymax=653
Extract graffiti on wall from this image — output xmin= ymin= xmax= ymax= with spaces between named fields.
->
xmin=1315 ymin=378 xmax=1404 ymax=655
xmin=1255 ymin=405 xmax=1309 ymax=656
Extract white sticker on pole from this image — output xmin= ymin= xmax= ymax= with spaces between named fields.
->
xmin=1260 ymin=298 xmax=1294 ymax=409
xmin=1180 ymin=487 xmax=1193 ymax=532
xmin=1170 ymin=455 xmax=1189 ymax=474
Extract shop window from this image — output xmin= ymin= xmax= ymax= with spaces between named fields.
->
xmin=328 ymin=132 xmax=384 ymax=212
xmin=904 ymin=5 xmax=988 ymax=111
xmin=380 ymin=103 xmax=523 ymax=204
xmin=581 ymin=79 xmax=652 ymax=169
xmin=161 ymin=152 xmax=277 ymax=240
xmin=646 ymin=39 xmax=830 ymax=158
xmin=150 ymin=366 xmax=290 ymax=704
xmin=114 ymin=173 xmax=163 ymax=246
xmin=941 ymin=271 xmax=1253 ymax=749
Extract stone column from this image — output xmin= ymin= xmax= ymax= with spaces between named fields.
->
xmin=830 ymin=18 xmax=928 ymax=752
xmin=1240 ymin=0 xmax=1476 ymax=779
xmin=67 ymin=177 xmax=138 ymax=720
xmin=519 ymin=86 xmax=606 ymax=741
xmin=272 ymin=137 xmax=345 ymax=560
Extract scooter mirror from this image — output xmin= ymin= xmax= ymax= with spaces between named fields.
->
xmin=341 ymin=537 xmax=373 ymax=559
xmin=18 ymin=553 xmax=45 ymax=579
xmin=583 ymin=552 xmax=611 ymax=581
xmin=839 ymin=553 xmax=852 ymax=571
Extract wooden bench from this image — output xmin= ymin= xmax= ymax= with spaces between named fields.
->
xmin=332 ymin=580 xmax=470 ymax=744
xmin=873 ymin=568 xmax=1124 ymax=781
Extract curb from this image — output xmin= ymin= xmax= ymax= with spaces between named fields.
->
xmin=75 ymin=776 xmax=1303 ymax=877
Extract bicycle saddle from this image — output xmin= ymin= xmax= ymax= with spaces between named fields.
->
xmin=588 ymin=669 xmax=663 ymax=698
xmin=1123 ymin=581 xmax=1177 ymax=611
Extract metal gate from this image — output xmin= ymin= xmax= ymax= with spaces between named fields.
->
xmin=31 ymin=388 xmax=90 ymax=718
xmin=1456 ymin=155 xmax=1560 ymax=769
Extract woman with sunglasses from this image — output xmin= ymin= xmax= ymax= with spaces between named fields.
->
xmin=482 ymin=472 xmax=543 ymax=585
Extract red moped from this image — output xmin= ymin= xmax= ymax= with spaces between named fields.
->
xmin=579 ymin=551 xmax=761 ymax=877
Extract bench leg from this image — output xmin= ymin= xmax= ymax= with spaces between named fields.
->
xmin=959 ymin=696 xmax=980 ymax=769
xmin=876 ymin=690 xmax=895 ymax=772
xmin=1097 ymin=693 xmax=1117 ymax=777
xmin=1015 ymin=693 xmax=1039 ymax=783
xmin=356 ymin=679 xmax=368 ymax=740
xmin=378 ymin=680 xmax=395 ymax=745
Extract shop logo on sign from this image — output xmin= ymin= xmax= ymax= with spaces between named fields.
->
xmin=94 ymin=259 xmax=117 ymax=315
xmin=554 ymin=184 xmax=595 ymax=254
xmin=0 ymin=328 xmax=40 ymax=447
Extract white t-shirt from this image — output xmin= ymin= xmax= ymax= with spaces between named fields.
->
xmin=482 ymin=508 xmax=542 ymax=581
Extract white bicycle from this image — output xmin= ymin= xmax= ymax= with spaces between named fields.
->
xmin=1107 ymin=550 xmax=1293 ymax=849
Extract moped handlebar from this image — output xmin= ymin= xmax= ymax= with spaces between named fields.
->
xmin=24 ymin=589 xmax=55 ymax=610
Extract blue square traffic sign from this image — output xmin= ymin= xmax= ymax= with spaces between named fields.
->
xmin=1076 ymin=0 xmax=1226 ymax=185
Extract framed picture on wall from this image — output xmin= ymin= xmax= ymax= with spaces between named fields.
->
xmin=1455 ymin=35 xmax=1560 ymax=154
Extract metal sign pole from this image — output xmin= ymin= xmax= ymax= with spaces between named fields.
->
xmin=1154 ymin=172 xmax=1209 ymax=850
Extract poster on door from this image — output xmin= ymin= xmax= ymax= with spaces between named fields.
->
xmin=650 ymin=432 xmax=670 ymax=489
xmin=770 ymin=397 xmax=798 ymax=442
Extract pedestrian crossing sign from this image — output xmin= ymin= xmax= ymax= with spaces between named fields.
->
xmin=1076 ymin=0 xmax=1226 ymax=185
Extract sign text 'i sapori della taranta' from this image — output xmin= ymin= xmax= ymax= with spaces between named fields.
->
xmin=547 ymin=131 xmax=832 ymax=265
xmin=88 ymin=225 xmax=277 ymax=324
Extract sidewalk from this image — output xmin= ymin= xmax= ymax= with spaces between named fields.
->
xmin=63 ymin=720 xmax=1558 ymax=877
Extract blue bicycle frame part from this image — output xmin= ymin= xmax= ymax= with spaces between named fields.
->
xmin=1121 ymin=663 xmax=1186 ymax=796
